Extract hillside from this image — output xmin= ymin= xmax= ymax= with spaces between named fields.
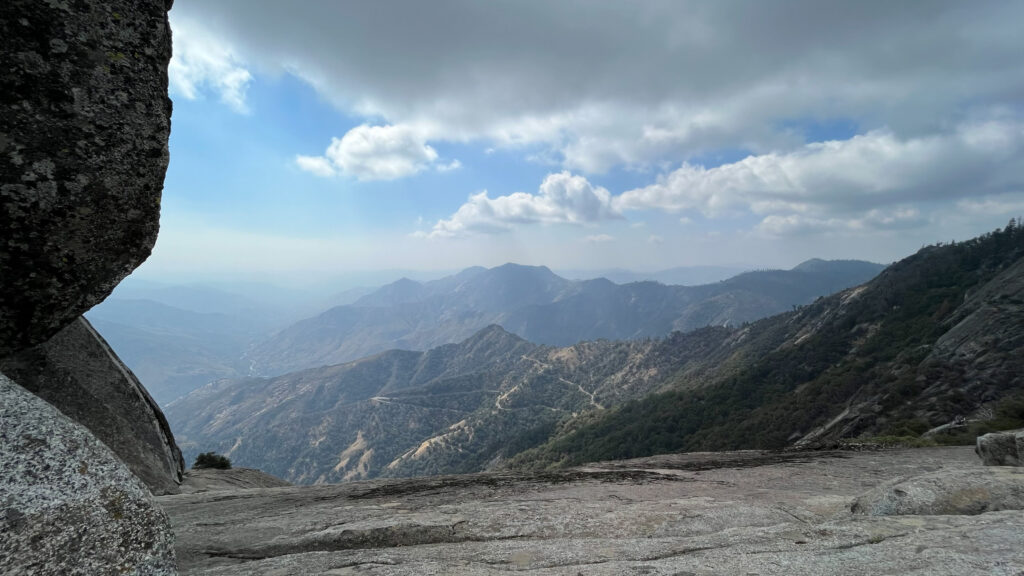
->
xmin=247 ymin=260 xmax=884 ymax=375
xmin=166 ymin=226 xmax=1023 ymax=485
xmin=166 ymin=323 xmax=734 ymax=484
xmin=511 ymin=224 xmax=1024 ymax=468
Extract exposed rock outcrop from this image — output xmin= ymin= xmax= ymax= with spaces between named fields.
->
xmin=977 ymin=429 xmax=1024 ymax=466
xmin=852 ymin=467 xmax=1024 ymax=515
xmin=0 ymin=372 xmax=176 ymax=575
xmin=0 ymin=0 xmax=178 ymax=572
xmin=161 ymin=446 xmax=1024 ymax=575
xmin=179 ymin=468 xmax=291 ymax=494
xmin=1 ymin=317 xmax=185 ymax=495
xmin=0 ymin=0 xmax=173 ymax=356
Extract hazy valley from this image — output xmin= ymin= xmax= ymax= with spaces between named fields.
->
xmin=163 ymin=226 xmax=1024 ymax=485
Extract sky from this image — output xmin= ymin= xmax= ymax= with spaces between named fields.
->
xmin=137 ymin=0 xmax=1024 ymax=285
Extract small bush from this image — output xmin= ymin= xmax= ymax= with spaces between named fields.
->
xmin=193 ymin=452 xmax=231 ymax=470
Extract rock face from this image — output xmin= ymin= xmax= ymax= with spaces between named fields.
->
xmin=0 ymin=0 xmax=173 ymax=356
xmin=160 ymin=446 xmax=1024 ymax=575
xmin=1 ymin=316 xmax=185 ymax=495
xmin=977 ymin=429 xmax=1024 ymax=466
xmin=0 ymin=372 xmax=176 ymax=575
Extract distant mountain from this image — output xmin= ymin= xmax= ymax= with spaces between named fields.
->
xmin=558 ymin=265 xmax=748 ymax=286
xmin=169 ymin=226 xmax=1024 ymax=484
xmin=166 ymin=324 xmax=728 ymax=484
xmin=247 ymin=260 xmax=885 ymax=375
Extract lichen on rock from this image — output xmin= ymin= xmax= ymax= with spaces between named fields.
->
xmin=0 ymin=372 xmax=177 ymax=575
xmin=0 ymin=0 xmax=174 ymax=356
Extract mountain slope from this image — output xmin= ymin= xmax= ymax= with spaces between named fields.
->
xmin=166 ymin=324 xmax=732 ymax=484
xmin=511 ymin=224 xmax=1024 ymax=468
xmin=249 ymin=260 xmax=884 ymax=375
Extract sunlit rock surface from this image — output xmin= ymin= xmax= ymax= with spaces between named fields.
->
xmin=161 ymin=446 xmax=1024 ymax=575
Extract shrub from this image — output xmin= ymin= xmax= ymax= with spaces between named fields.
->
xmin=193 ymin=451 xmax=231 ymax=470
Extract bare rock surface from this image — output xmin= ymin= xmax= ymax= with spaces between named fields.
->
xmin=1 ymin=316 xmax=184 ymax=495
xmin=180 ymin=468 xmax=291 ymax=494
xmin=0 ymin=372 xmax=176 ymax=575
xmin=852 ymin=466 xmax=1024 ymax=515
xmin=977 ymin=429 xmax=1024 ymax=466
xmin=160 ymin=446 xmax=1024 ymax=575
xmin=0 ymin=0 xmax=172 ymax=355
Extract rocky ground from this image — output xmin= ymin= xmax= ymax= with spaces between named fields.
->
xmin=160 ymin=446 xmax=1024 ymax=575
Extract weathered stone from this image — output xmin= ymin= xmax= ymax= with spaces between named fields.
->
xmin=161 ymin=447 xmax=1024 ymax=575
xmin=852 ymin=467 xmax=1024 ymax=516
xmin=976 ymin=428 xmax=1024 ymax=466
xmin=0 ymin=0 xmax=173 ymax=356
xmin=0 ymin=372 xmax=176 ymax=575
xmin=1 ymin=316 xmax=185 ymax=495
xmin=179 ymin=468 xmax=291 ymax=494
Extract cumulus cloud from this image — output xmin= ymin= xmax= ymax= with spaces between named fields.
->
xmin=169 ymin=1 xmax=1024 ymax=172
xmin=615 ymin=121 xmax=1024 ymax=224
xmin=297 ymin=124 xmax=439 ymax=180
xmin=168 ymin=17 xmax=252 ymax=113
xmin=585 ymin=234 xmax=615 ymax=244
xmin=426 ymin=172 xmax=621 ymax=238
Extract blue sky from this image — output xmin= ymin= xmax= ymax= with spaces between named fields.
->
xmin=136 ymin=1 xmax=1024 ymax=285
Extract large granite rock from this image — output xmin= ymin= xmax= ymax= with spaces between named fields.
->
xmin=1 ymin=316 xmax=185 ymax=495
xmin=852 ymin=467 xmax=1024 ymax=516
xmin=976 ymin=429 xmax=1024 ymax=466
xmin=0 ymin=0 xmax=173 ymax=356
xmin=0 ymin=372 xmax=176 ymax=575
xmin=161 ymin=447 xmax=1024 ymax=575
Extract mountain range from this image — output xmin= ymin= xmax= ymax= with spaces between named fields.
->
xmin=166 ymin=225 xmax=1024 ymax=484
xmin=247 ymin=259 xmax=885 ymax=376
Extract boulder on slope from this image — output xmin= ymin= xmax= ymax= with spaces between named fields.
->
xmin=976 ymin=429 xmax=1024 ymax=466
xmin=851 ymin=466 xmax=1024 ymax=516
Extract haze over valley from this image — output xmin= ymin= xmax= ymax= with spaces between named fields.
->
xmin=5 ymin=1 xmax=1024 ymax=574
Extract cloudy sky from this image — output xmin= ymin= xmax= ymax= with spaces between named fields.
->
xmin=143 ymin=0 xmax=1024 ymax=283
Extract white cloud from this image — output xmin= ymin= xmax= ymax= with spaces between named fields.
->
xmin=436 ymin=159 xmax=462 ymax=173
xmin=294 ymin=155 xmax=336 ymax=177
xmin=585 ymin=234 xmax=615 ymax=244
xmin=647 ymin=235 xmax=665 ymax=245
xmin=615 ymin=121 xmax=1024 ymax=229
xmin=299 ymin=124 xmax=439 ymax=181
xmin=169 ymin=1 xmax=1024 ymax=172
xmin=168 ymin=17 xmax=252 ymax=113
xmin=427 ymin=172 xmax=621 ymax=238
xmin=756 ymin=208 xmax=925 ymax=237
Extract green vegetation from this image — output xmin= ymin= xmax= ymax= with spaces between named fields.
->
xmin=193 ymin=452 xmax=232 ymax=470
xmin=510 ymin=222 xmax=1024 ymax=469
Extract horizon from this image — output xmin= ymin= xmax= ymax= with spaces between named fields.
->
xmin=116 ymin=257 xmax=885 ymax=297
xmin=137 ymin=1 xmax=1024 ymax=285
